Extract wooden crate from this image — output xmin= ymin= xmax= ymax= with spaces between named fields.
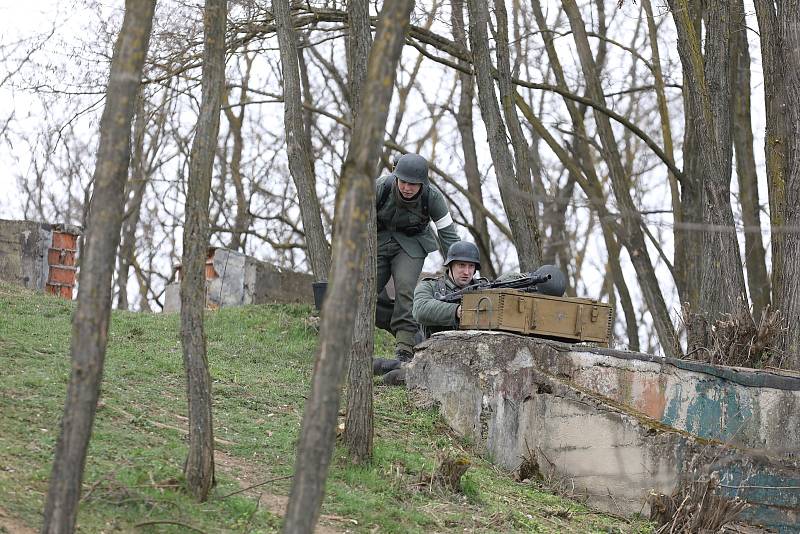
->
xmin=459 ymin=289 xmax=613 ymax=345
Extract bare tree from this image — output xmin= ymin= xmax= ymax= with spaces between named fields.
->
xmin=563 ymin=0 xmax=678 ymax=357
xmin=41 ymin=2 xmax=155 ymax=531
xmin=274 ymin=0 xmax=331 ymax=281
xmin=467 ymin=0 xmax=542 ymax=271
xmin=667 ymin=0 xmax=750 ymax=351
xmin=179 ymin=0 xmax=227 ymax=502
xmin=731 ymin=0 xmax=770 ymax=321
xmin=342 ymin=0 xmax=375 ymax=464
xmin=450 ymin=0 xmax=496 ymax=279
xmin=282 ymin=1 xmax=415 ymax=532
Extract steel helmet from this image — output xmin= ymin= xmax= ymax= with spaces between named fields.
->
xmin=444 ymin=241 xmax=481 ymax=270
xmin=392 ymin=153 xmax=429 ymax=185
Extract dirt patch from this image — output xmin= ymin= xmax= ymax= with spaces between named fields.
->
xmin=214 ymin=450 xmax=350 ymax=533
xmin=0 ymin=507 xmax=36 ymax=534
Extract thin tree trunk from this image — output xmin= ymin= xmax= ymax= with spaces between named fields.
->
xmin=493 ymin=0 xmax=542 ymax=267
xmin=274 ymin=0 xmax=331 ymax=281
xmin=563 ymin=0 xmax=678 ymax=357
xmin=116 ymin=89 xmax=148 ymax=310
xmin=450 ymin=0 xmax=495 ymax=279
xmin=642 ymin=0 xmax=683 ymax=300
xmin=467 ymin=0 xmax=541 ymax=271
xmin=282 ymin=3 xmax=414 ymax=531
xmin=222 ymin=54 xmax=253 ymax=252
xmin=343 ymin=0 xmax=374 ymax=465
xmin=41 ymin=2 xmax=155 ymax=531
xmin=524 ymin=0 xmax=641 ymax=348
xmin=731 ymin=1 xmax=770 ymax=321
xmin=674 ymin=1 xmax=704 ymax=315
xmin=179 ymin=0 xmax=226 ymax=502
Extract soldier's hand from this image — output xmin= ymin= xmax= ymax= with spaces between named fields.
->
xmin=456 ymin=305 xmax=462 ymax=320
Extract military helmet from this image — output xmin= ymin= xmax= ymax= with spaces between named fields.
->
xmin=392 ymin=153 xmax=429 ymax=185
xmin=444 ymin=240 xmax=480 ymax=270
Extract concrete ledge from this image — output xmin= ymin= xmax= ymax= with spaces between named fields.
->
xmin=407 ymin=331 xmax=800 ymax=532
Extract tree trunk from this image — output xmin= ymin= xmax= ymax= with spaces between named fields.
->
xmin=642 ymin=0 xmax=683 ymax=301
xmin=282 ymin=2 xmax=414 ymax=532
xmin=41 ymin=2 xmax=155 ymax=531
xmin=179 ymin=0 xmax=226 ymax=502
xmin=274 ymin=0 xmax=331 ymax=281
xmin=492 ymin=0 xmax=542 ymax=268
xmin=528 ymin=0 xmax=637 ymax=347
xmin=563 ymin=0 xmax=678 ymax=357
xmin=667 ymin=0 xmax=751 ymax=351
xmin=222 ymin=56 xmax=252 ymax=253
xmin=116 ymin=89 xmax=148 ymax=310
xmin=754 ymin=0 xmax=800 ymax=369
xmin=343 ymin=0 xmax=375 ymax=465
xmin=450 ymin=0 xmax=496 ymax=279
xmin=467 ymin=0 xmax=541 ymax=271
xmin=778 ymin=0 xmax=800 ymax=367
xmin=731 ymin=1 xmax=770 ymax=321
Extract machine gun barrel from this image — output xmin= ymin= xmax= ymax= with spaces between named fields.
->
xmin=435 ymin=272 xmax=552 ymax=303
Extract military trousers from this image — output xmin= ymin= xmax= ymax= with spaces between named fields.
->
xmin=377 ymin=238 xmax=425 ymax=351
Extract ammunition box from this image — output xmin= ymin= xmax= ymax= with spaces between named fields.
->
xmin=459 ymin=289 xmax=613 ymax=346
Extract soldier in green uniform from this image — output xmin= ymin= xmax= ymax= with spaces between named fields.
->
xmin=374 ymin=153 xmax=460 ymax=374
xmin=412 ymin=240 xmax=485 ymax=339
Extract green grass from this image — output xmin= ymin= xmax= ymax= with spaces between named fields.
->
xmin=0 ymin=282 xmax=652 ymax=533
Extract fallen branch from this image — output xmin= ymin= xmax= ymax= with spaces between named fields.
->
xmin=216 ymin=474 xmax=293 ymax=500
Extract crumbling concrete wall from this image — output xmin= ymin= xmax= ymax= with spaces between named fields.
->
xmin=163 ymin=248 xmax=314 ymax=312
xmin=406 ymin=331 xmax=800 ymax=532
xmin=0 ymin=219 xmax=80 ymax=298
xmin=526 ymin=344 xmax=800 ymax=455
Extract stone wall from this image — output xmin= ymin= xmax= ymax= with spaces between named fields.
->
xmin=406 ymin=331 xmax=800 ymax=532
xmin=163 ymin=248 xmax=314 ymax=312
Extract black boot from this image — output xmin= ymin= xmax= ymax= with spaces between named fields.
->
xmin=382 ymin=368 xmax=406 ymax=386
xmin=373 ymin=358 xmax=402 ymax=376
xmin=395 ymin=348 xmax=413 ymax=363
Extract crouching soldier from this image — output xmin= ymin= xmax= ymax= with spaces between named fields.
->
xmin=380 ymin=240 xmax=483 ymax=386
xmin=372 ymin=153 xmax=460 ymax=378
xmin=413 ymin=240 xmax=485 ymax=339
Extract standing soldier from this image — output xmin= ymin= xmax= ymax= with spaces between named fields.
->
xmin=373 ymin=153 xmax=459 ymax=374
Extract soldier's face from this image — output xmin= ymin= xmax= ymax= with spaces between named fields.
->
xmin=450 ymin=262 xmax=477 ymax=287
xmin=397 ymin=179 xmax=422 ymax=199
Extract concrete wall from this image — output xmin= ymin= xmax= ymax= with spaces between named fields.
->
xmin=530 ymin=343 xmax=800 ymax=455
xmin=163 ymin=248 xmax=314 ymax=312
xmin=406 ymin=331 xmax=800 ymax=532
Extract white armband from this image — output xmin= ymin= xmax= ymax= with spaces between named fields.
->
xmin=434 ymin=213 xmax=453 ymax=230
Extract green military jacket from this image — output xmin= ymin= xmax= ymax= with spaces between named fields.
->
xmin=376 ymin=175 xmax=460 ymax=259
xmin=413 ymin=273 xmax=487 ymax=336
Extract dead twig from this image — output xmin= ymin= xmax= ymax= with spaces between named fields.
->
xmin=216 ymin=474 xmax=293 ymax=500
xmin=134 ymin=519 xmax=207 ymax=533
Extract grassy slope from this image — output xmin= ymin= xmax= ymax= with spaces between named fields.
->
xmin=0 ymin=282 xmax=651 ymax=533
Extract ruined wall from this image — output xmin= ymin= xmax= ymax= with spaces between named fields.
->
xmin=163 ymin=248 xmax=314 ymax=312
xmin=530 ymin=345 xmax=800 ymax=455
xmin=0 ymin=219 xmax=80 ymax=298
xmin=406 ymin=331 xmax=800 ymax=532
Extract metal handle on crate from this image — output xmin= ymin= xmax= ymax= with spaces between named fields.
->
xmin=471 ymin=296 xmax=493 ymax=328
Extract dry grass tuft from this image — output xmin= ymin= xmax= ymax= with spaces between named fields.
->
xmin=680 ymin=304 xmax=787 ymax=369
xmin=648 ymin=472 xmax=746 ymax=533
